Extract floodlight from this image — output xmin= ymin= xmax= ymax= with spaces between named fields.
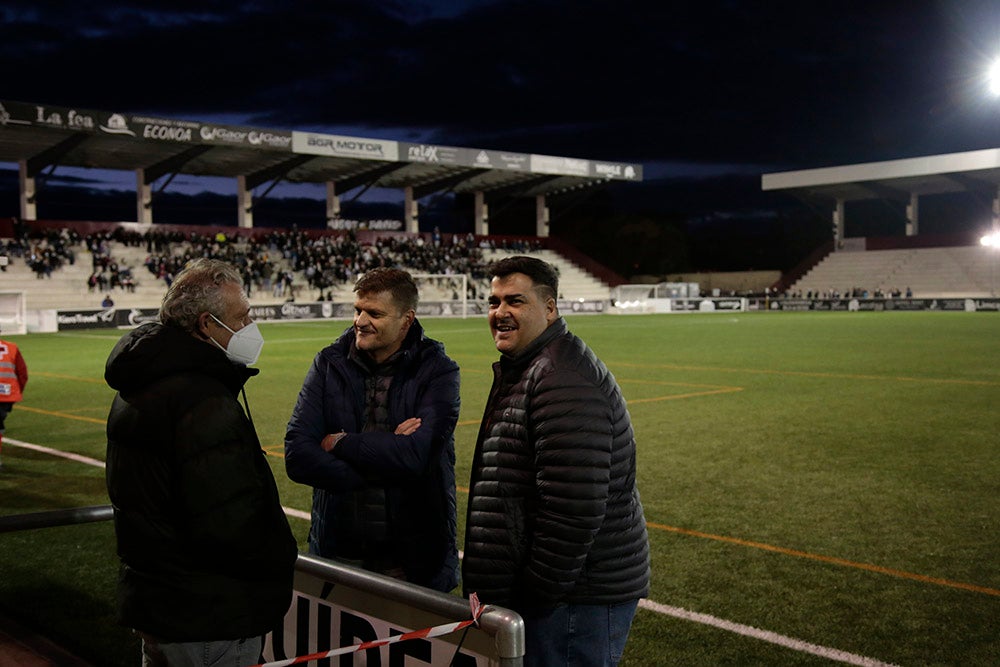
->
xmin=989 ymin=58 xmax=1000 ymax=97
xmin=982 ymin=232 xmax=1000 ymax=247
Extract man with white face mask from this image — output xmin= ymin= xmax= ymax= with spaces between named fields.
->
xmin=105 ymin=258 xmax=297 ymax=667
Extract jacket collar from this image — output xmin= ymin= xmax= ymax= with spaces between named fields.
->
xmin=498 ymin=317 xmax=567 ymax=369
xmin=333 ymin=318 xmax=427 ymax=368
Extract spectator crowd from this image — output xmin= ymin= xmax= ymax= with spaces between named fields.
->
xmin=5 ymin=224 xmax=543 ymax=302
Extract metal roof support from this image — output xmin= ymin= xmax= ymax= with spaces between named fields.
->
xmin=18 ymin=133 xmax=90 ymax=220
xmin=336 ymin=163 xmax=409 ymax=196
xmin=136 ymin=169 xmax=152 ymax=224
xmin=906 ymin=193 xmax=919 ymax=236
xmin=483 ymin=174 xmax=562 ymax=202
xmin=474 ymin=191 xmax=489 ymax=235
xmin=238 ymin=155 xmax=319 ymax=228
xmin=136 ymin=145 xmax=216 ymax=225
xmin=25 ymin=133 xmax=89 ymax=176
xmin=833 ymin=199 xmax=844 ymax=247
xmin=244 ymin=155 xmax=315 ymax=190
xmin=237 ymin=175 xmax=253 ymax=229
xmin=18 ymin=159 xmax=36 ymax=220
xmin=535 ymin=194 xmax=549 ymax=238
xmin=143 ymin=145 xmax=214 ymax=183
xmin=404 ymin=185 xmax=418 ymax=233
xmin=326 ymin=181 xmax=340 ymax=223
xmin=412 ymin=169 xmax=489 ymax=200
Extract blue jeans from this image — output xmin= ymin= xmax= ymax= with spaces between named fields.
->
xmin=522 ymin=600 xmax=639 ymax=667
xmin=140 ymin=635 xmax=262 ymax=667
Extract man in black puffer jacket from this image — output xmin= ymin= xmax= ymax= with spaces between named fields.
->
xmin=105 ymin=258 xmax=297 ymax=666
xmin=463 ymin=256 xmax=650 ymax=667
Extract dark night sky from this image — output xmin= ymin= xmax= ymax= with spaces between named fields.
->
xmin=4 ymin=1 xmax=1000 ymax=272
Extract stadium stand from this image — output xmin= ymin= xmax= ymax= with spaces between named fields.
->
xmin=789 ymin=244 xmax=997 ymax=298
xmin=2 ymin=227 xmax=615 ymax=312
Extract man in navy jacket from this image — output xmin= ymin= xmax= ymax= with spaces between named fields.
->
xmin=285 ymin=268 xmax=461 ymax=591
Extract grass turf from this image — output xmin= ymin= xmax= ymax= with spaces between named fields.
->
xmin=0 ymin=311 xmax=998 ymax=665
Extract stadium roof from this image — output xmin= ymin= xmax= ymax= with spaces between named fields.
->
xmin=761 ymin=148 xmax=1000 ymax=203
xmin=0 ymin=100 xmax=642 ymax=202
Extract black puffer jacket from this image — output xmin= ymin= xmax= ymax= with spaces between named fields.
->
xmin=463 ymin=318 xmax=650 ymax=611
xmin=105 ymin=322 xmax=297 ymax=642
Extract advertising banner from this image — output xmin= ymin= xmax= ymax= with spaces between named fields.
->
xmin=292 ymin=131 xmax=399 ymax=161
xmin=530 ymin=153 xmax=591 ymax=177
xmin=558 ymin=299 xmax=608 ymax=313
xmin=471 ymin=149 xmax=531 ymax=171
xmin=401 ymin=142 xmax=463 ymax=165
xmin=198 ymin=124 xmax=292 ymax=150
xmin=0 ymin=100 xmax=135 ymax=139
xmin=129 ymin=115 xmax=201 ymax=143
xmin=55 ymin=308 xmax=119 ymax=330
xmin=328 ymin=218 xmax=404 ymax=231
xmin=591 ymin=161 xmax=642 ymax=181
xmin=0 ymin=100 xmax=294 ymax=152
xmin=763 ymin=297 xmax=1000 ymax=312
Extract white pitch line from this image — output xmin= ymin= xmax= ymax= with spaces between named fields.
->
xmin=4 ymin=437 xmax=308 ymax=520
xmin=6 ymin=437 xmax=900 ymax=666
xmin=639 ymin=599 xmax=900 ymax=667
xmin=6 ymin=437 xmax=107 ymax=468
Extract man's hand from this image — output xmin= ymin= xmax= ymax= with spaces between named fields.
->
xmin=321 ymin=431 xmax=346 ymax=452
xmin=394 ymin=417 xmax=422 ymax=435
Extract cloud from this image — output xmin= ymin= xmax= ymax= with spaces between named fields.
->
xmin=4 ymin=1 xmax=1000 ymax=174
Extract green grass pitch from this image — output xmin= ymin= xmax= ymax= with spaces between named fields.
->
xmin=1 ymin=311 xmax=998 ymax=665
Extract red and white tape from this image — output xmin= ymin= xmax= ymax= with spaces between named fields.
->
xmin=253 ymin=593 xmax=486 ymax=667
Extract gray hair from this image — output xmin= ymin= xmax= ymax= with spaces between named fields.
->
xmin=159 ymin=258 xmax=243 ymax=332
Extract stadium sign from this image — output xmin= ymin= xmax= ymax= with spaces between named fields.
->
xmin=328 ymin=218 xmax=403 ymax=231
xmin=592 ymin=161 xmax=642 ymax=180
xmin=761 ymin=297 xmax=1000 ymax=312
xmin=0 ymin=100 xmax=133 ymax=137
xmin=402 ymin=142 xmax=462 ymax=165
xmin=530 ymin=153 xmax=591 ymax=177
xmin=472 ymin=150 xmax=530 ymax=171
xmin=558 ymin=299 xmax=607 ymax=313
xmin=0 ymin=100 xmax=294 ymax=152
xmin=199 ymin=125 xmax=293 ymax=149
xmin=0 ymin=101 xmax=31 ymax=127
xmin=128 ymin=115 xmax=200 ymax=143
xmin=293 ymin=131 xmax=400 ymax=161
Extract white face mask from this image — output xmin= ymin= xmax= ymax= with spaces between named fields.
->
xmin=209 ymin=313 xmax=264 ymax=366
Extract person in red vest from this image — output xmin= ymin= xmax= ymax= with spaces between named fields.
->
xmin=0 ymin=324 xmax=29 ymax=468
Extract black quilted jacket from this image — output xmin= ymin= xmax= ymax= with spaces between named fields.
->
xmin=105 ymin=322 xmax=297 ymax=641
xmin=462 ymin=318 xmax=650 ymax=611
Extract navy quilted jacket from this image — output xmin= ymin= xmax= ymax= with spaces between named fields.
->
xmin=284 ymin=321 xmax=461 ymax=592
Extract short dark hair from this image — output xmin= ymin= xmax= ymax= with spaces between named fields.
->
xmin=354 ymin=268 xmax=418 ymax=312
xmin=489 ymin=256 xmax=558 ymax=301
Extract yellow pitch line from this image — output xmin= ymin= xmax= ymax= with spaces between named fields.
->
xmin=647 ymin=521 xmax=1000 ymax=598
xmin=628 ymin=387 xmax=743 ymax=403
xmin=614 ymin=362 xmax=1000 ymax=387
xmin=18 ymin=405 xmax=107 ymax=425
xmin=27 ymin=405 xmax=993 ymax=598
xmin=622 ymin=378 xmax=741 ymax=389
xmin=34 ymin=371 xmax=106 ymax=384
